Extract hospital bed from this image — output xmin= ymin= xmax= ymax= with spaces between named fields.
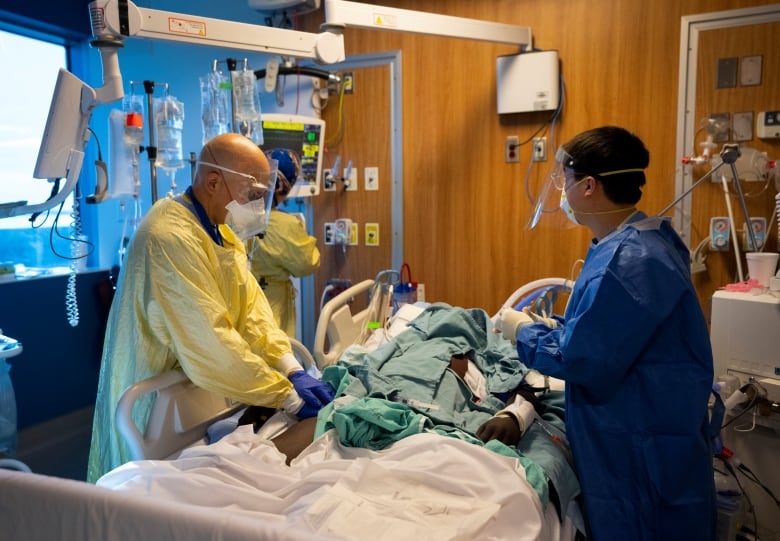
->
xmin=0 ymin=277 xmax=581 ymax=541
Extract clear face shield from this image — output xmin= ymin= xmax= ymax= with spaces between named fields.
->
xmin=200 ymin=159 xmax=279 ymax=240
xmin=527 ymin=147 xmax=579 ymax=230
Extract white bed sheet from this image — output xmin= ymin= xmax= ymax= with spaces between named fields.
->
xmin=97 ymin=425 xmax=573 ymax=541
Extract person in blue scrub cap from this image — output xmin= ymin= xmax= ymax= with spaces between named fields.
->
xmin=246 ymin=148 xmax=320 ymax=337
xmin=499 ymin=126 xmax=716 ymax=540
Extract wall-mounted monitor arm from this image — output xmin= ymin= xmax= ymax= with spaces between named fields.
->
xmin=322 ymin=0 xmax=532 ymax=50
xmin=89 ymin=0 xmax=345 ymax=64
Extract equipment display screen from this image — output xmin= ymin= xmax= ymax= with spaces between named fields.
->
xmin=261 ymin=114 xmax=325 ymax=197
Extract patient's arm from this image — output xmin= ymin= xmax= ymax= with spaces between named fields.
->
xmin=270 ymin=417 xmax=317 ymax=465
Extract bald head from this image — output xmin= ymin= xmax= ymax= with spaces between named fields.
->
xmin=192 ymin=133 xmax=271 ymax=225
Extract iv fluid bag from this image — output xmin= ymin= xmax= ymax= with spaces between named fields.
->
xmin=154 ymin=96 xmax=185 ymax=171
xmin=123 ymin=93 xmax=144 ymax=147
xmin=109 ymin=109 xmax=137 ymax=197
xmin=232 ymin=70 xmax=260 ymax=122
xmin=200 ymin=71 xmax=231 ymax=146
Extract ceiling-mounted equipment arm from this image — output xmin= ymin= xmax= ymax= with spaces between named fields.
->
xmin=254 ymin=65 xmax=340 ymax=85
xmin=90 ymin=0 xmax=344 ymax=64
xmin=322 ymin=0 xmax=532 ymax=50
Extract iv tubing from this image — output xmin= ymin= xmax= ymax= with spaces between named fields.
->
xmin=721 ymin=174 xmax=744 ymax=282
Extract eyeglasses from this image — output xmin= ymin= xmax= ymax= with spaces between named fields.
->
xmin=198 ymin=160 xmax=267 ymax=201
xmin=551 ymin=169 xmax=589 ymax=191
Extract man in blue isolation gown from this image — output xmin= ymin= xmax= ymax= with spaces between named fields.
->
xmin=499 ymin=126 xmax=716 ymax=540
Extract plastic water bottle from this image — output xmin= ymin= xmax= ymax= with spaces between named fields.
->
xmin=0 ymin=358 xmax=17 ymax=456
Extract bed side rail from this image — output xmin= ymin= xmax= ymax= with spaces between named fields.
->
xmin=313 ymin=278 xmax=374 ymax=369
xmin=116 ymin=338 xmax=316 ymax=461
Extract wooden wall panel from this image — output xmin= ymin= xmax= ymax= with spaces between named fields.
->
xmin=302 ymin=0 xmax=779 ymax=318
xmin=313 ymin=64 xmax=393 ymax=318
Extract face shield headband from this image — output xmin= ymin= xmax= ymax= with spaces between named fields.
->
xmin=526 ymin=147 xmax=645 ymax=230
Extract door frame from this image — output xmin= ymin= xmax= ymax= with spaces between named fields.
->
xmin=674 ymin=4 xmax=780 ymax=247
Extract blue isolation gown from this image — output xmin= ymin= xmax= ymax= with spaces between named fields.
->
xmin=516 ymin=212 xmax=716 ymax=541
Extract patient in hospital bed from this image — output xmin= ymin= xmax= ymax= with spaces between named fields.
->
xmin=236 ymin=302 xmax=580 ymax=525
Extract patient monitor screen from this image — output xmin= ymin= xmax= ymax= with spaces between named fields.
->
xmin=261 ymin=114 xmax=325 ymax=197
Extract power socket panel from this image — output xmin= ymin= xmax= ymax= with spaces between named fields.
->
xmin=532 ymin=137 xmax=547 ymax=162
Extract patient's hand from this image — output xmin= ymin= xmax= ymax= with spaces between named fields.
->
xmin=476 ymin=415 xmax=521 ymax=446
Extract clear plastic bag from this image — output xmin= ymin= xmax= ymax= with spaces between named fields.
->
xmin=0 ymin=359 xmax=17 ymax=456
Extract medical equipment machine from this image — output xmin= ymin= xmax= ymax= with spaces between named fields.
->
xmin=711 ymin=290 xmax=780 ymax=536
xmin=260 ymin=114 xmax=326 ymax=197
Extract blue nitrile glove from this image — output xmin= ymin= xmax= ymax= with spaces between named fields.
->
xmin=289 ymin=370 xmax=335 ymax=412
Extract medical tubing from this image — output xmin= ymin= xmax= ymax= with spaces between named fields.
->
xmin=498 ymin=277 xmax=574 ymax=315
xmin=721 ymin=175 xmax=744 ymax=282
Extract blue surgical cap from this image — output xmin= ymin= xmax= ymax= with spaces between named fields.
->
xmin=268 ymin=149 xmax=298 ymax=184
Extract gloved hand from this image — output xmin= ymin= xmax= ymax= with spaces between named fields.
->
xmin=496 ymin=308 xmax=533 ymax=344
xmin=522 ymin=307 xmax=558 ymax=329
xmin=288 ymin=370 xmax=335 ymax=418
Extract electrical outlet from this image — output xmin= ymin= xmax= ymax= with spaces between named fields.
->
xmin=343 ymin=72 xmax=354 ymax=94
xmin=532 ymin=137 xmax=547 ymax=162
xmin=324 ymin=222 xmax=335 ymax=245
xmin=323 ymin=170 xmax=337 ymax=191
xmin=505 ymin=135 xmax=519 ymax=163
xmin=364 ymin=166 xmax=379 ymax=191
xmin=365 ymin=223 xmax=379 ymax=246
